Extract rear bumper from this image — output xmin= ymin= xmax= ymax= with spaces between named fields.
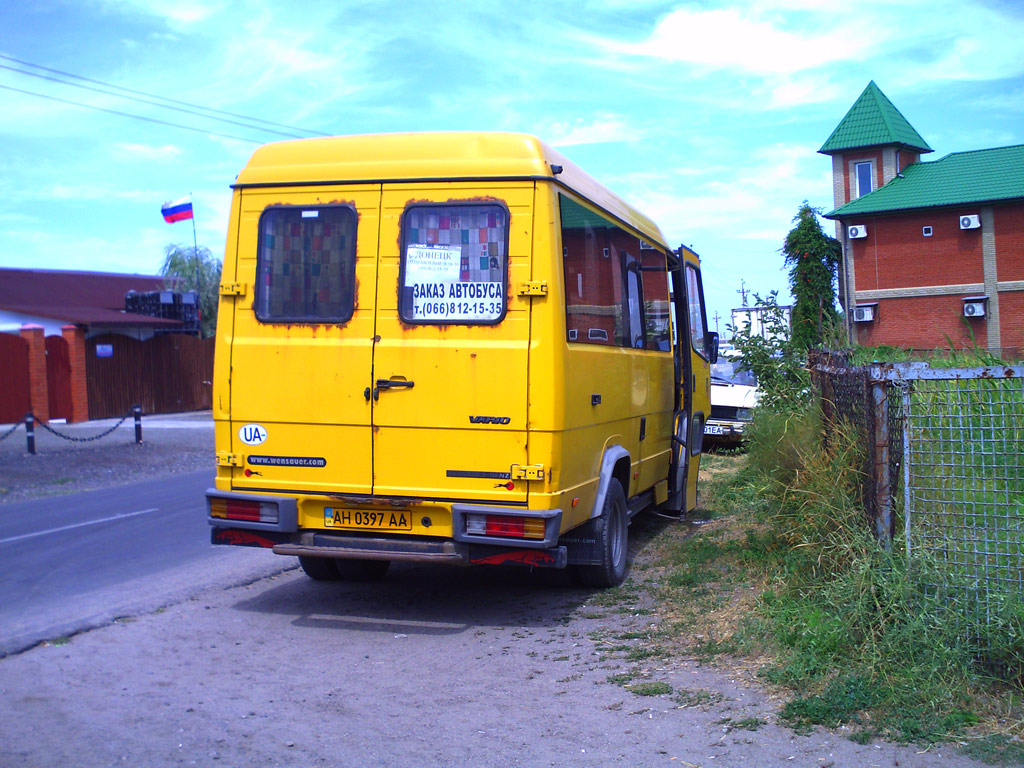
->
xmin=207 ymin=489 xmax=568 ymax=569
xmin=210 ymin=527 xmax=568 ymax=569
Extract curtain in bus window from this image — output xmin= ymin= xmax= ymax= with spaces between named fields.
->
xmin=255 ymin=206 xmax=357 ymax=323
xmin=560 ymin=195 xmax=628 ymax=347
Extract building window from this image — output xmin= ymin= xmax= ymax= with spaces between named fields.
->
xmin=922 ymin=226 xmax=933 ymax=237
xmin=854 ymin=162 xmax=873 ymax=198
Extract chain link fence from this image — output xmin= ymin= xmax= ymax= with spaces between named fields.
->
xmin=812 ymin=351 xmax=1024 ymax=654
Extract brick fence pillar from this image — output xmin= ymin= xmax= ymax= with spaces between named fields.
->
xmin=61 ymin=325 xmax=90 ymax=423
xmin=20 ymin=324 xmax=49 ymax=423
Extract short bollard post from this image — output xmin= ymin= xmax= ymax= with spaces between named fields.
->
xmin=132 ymin=405 xmax=143 ymax=444
xmin=25 ymin=412 xmax=36 ymax=455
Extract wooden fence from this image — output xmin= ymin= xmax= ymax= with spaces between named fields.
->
xmin=85 ymin=334 xmax=214 ymax=419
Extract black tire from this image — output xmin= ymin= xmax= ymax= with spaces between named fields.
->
xmin=577 ymin=478 xmax=628 ymax=588
xmin=334 ymin=559 xmax=390 ymax=581
xmin=298 ymin=555 xmax=343 ymax=581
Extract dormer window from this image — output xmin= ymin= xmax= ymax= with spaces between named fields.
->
xmin=854 ymin=162 xmax=873 ymax=198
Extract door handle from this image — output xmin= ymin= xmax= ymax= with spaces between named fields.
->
xmin=365 ymin=379 xmax=415 ymax=401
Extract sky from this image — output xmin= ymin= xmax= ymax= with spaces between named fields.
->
xmin=2 ymin=0 xmax=1024 ymax=333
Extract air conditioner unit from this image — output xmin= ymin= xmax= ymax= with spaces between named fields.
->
xmin=963 ymin=298 xmax=987 ymax=318
xmin=848 ymin=225 xmax=867 ymax=239
xmin=960 ymin=215 xmax=981 ymax=230
xmin=853 ymin=305 xmax=875 ymax=323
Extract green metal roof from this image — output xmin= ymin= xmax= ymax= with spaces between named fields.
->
xmin=826 ymin=144 xmax=1024 ymax=218
xmin=819 ymin=81 xmax=932 ymax=155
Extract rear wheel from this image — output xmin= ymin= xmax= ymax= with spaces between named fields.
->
xmin=577 ymin=478 xmax=628 ymax=588
xmin=298 ymin=555 xmax=342 ymax=581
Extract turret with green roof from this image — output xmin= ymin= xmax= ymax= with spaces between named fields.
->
xmin=819 ymin=81 xmax=932 ymax=155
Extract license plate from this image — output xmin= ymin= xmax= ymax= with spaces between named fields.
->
xmin=704 ymin=424 xmax=726 ymax=435
xmin=324 ymin=507 xmax=412 ymax=531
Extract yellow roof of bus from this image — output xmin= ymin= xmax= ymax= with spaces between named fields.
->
xmin=234 ymin=132 xmax=669 ymax=249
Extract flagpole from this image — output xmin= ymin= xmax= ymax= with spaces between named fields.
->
xmin=190 ymin=192 xmax=200 ymax=334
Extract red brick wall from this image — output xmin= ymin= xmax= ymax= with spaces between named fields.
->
xmin=61 ymin=325 xmax=89 ymax=423
xmin=20 ymin=325 xmax=49 ymax=422
xmin=855 ymin=294 xmax=984 ymax=349
xmin=998 ymin=291 xmax=1024 ymax=352
xmin=898 ymin=152 xmax=920 ymax=173
xmin=995 ymin=203 xmax=1024 ymax=281
xmin=850 ymin=211 xmax=984 ymax=292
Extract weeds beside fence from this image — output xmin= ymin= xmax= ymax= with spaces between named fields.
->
xmin=810 ymin=350 xmax=1024 ymax=670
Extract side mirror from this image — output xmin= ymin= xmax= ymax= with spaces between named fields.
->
xmin=707 ymin=331 xmax=719 ymax=364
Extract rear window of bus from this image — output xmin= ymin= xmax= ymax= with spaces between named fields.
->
xmin=254 ymin=205 xmax=357 ymax=323
xmin=399 ymin=203 xmax=509 ymax=325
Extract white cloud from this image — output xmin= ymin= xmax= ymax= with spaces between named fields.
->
xmin=577 ymin=1 xmax=1024 ymax=108
xmin=46 ymin=184 xmax=165 ymax=203
xmin=114 ymin=143 xmax=183 ymax=160
xmin=597 ymin=6 xmax=863 ymax=75
xmin=96 ymin=0 xmax=221 ymax=25
xmin=547 ymin=114 xmax=643 ymax=147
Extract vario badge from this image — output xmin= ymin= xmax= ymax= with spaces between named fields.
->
xmin=238 ymin=423 xmax=268 ymax=446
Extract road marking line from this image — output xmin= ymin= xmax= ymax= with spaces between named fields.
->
xmin=0 ymin=508 xmax=160 ymax=545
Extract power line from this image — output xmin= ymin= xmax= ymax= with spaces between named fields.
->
xmin=0 ymin=83 xmax=264 ymax=144
xmin=0 ymin=63 xmax=309 ymax=140
xmin=0 ymin=53 xmax=328 ymax=138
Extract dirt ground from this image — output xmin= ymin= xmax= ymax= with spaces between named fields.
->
xmin=0 ymin=414 xmax=993 ymax=767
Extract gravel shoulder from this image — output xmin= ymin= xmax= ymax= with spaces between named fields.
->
xmin=0 ymin=411 xmax=213 ymax=504
xmin=0 ymin=415 xmax=991 ymax=766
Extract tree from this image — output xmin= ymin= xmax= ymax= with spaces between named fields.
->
xmin=782 ymin=203 xmax=841 ymax=349
xmin=160 ymin=244 xmax=222 ymax=338
xmin=730 ymin=291 xmax=809 ymax=411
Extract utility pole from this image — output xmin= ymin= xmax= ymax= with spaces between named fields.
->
xmin=712 ymin=310 xmax=721 ymax=333
xmin=736 ymin=279 xmax=749 ymax=307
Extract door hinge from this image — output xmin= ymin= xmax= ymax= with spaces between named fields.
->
xmin=510 ymin=464 xmax=546 ymax=481
xmin=517 ymin=281 xmax=548 ymax=297
xmin=216 ymin=451 xmax=243 ymax=467
xmin=219 ymin=282 xmax=247 ymax=297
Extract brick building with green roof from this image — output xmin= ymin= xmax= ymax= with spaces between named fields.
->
xmin=820 ymin=82 xmax=1024 ymax=354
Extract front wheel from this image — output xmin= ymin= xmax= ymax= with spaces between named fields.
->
xmin=577 ymin=478 xmax=628 ymax=587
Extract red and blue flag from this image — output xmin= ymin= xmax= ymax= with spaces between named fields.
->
xmin=161 ymin=196 xmax=193 ymax=223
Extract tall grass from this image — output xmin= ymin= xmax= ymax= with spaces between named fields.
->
xmin=734 ymin=404 xmax=1024 ymax=743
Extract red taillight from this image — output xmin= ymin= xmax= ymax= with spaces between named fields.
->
xmin=466 ymin=513 xmax=546 ymax=540
xmin=209 ymin=497 xmax=278 ymax=524
xmin=486 ymin=516 xmax=525 ymax=538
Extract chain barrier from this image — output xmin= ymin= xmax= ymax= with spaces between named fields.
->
xmin=2 ymin=407 xmax=142 ymax=454
xmin=0 ymin=420 xmax=21 ymax=442
xmin=34 ymin=412 xmax=131 ymax=442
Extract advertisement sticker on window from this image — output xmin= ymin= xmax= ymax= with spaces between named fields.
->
xmin=405 ymin=245 xmax=461 ymax=284
xmin=404 ymin=244 xmax=503 ymax=321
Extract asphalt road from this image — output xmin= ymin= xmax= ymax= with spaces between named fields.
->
xmin=0 ymin=469 xmax=290 ymax=656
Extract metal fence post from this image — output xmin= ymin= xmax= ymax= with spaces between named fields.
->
xmin=132 ymin=405 xmax=143 ymax=444
xmin=871 ymin=380 xmax=891 ymax=547
xmin=24 ymin=412 xmax=36 ymax=455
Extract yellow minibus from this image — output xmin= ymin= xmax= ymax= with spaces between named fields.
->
xmin=207 ymin=132 xmax=716 ymax=587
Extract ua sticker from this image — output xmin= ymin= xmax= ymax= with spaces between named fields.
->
xmin=238 ymin=424 xmax=268 ymax=446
